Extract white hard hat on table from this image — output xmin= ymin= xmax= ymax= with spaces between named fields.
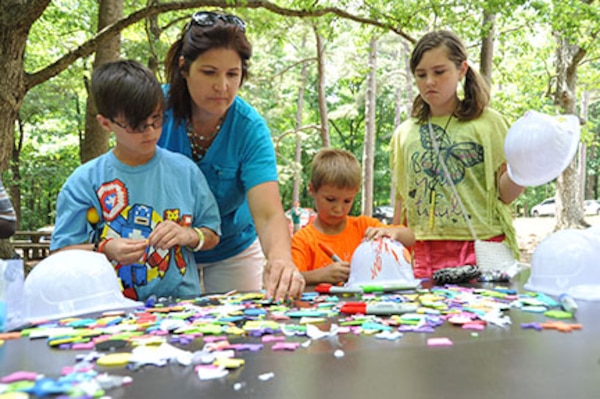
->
xmin=346 ymin=237 xmax=419 ymax=288
xmin=525 ymin=228 xmax=600 ymax=301
xmin=24 ymin=249 xmax=143 ymax=322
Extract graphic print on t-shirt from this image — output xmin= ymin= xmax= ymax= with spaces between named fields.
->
xmin=410 ymin=122 xmax=484 ymax=224
xmin=96 ymin=179 xmax=190 ymax=300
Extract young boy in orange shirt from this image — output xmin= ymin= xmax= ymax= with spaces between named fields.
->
xmin=292 ymin=148 xmax=415 ymax=285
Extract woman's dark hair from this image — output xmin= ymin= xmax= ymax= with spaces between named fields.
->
xmin=165 ymin=13 xmax=252 ymax=122
xmin=91 ymin=60 xmax=164 ymax=129
xmin=410 ymin=30 xmax=490 ymax=123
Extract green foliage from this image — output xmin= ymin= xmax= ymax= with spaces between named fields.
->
xmin=12 ymin=0 xmax=600 ymax=228
xmin=8 ymin=144 xmax=80 ymax=230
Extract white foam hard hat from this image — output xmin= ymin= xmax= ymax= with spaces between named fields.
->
xmin=346 ymin=237 xmax=419 ymax=288
xmin=24 ymin=249 xmax=143 ymax=322
xmin=525 ymin=229 xmax=600 ymax=301
xmin=504 ymin=111 xmax=580 ymax=187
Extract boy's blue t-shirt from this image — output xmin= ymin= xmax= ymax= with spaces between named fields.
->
xmin=158 ymin=93 xmax=279 ymax=263
xmin=51 ymin=147 xmax=221 ymax=301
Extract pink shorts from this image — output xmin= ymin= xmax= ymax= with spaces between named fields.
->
xmin=413 ymin=235 xmax=505 ymax=279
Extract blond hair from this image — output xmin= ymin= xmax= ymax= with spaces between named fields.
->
xmin=310 ymin=148 xmax=361 ymax=191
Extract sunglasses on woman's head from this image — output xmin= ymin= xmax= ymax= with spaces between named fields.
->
xmin=190 ymin=11 xmax=246 ymax=32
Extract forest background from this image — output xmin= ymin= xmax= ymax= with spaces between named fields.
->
xmin=0 ymin=0 xmax=599 ymax=239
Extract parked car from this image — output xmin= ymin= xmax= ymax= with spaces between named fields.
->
xmin=373 ymin=205 xmax=394 ymax=224
xmin=530 ymin=198 xmax=555 ymax=217
xmin=584 ymin=199 xmax=600 ymax=215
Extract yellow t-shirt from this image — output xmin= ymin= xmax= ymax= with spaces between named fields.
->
xmin=390 ymin=108 xmax=518 ymax=255
xmin=291 ymin=215 xmax=385 ymax=272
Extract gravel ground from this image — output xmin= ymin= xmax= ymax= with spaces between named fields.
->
xmin=515 ymin=215 xmax=600 ymax=263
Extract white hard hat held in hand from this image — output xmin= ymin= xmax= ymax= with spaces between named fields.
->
xmin=504 ymin=111 xmax=580 ymax=187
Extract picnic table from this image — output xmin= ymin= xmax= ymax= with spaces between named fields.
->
xmin=10 ymin=230 xmax=51 ymax=264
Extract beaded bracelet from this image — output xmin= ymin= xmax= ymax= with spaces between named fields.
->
xmin=191 ymin=228 xmax=205 ymax=252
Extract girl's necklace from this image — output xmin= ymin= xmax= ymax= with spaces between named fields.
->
xmin=428 ymin=112 xmax=454 ymax=231
xmin=186 ymin=116 xmax=225 ymax=162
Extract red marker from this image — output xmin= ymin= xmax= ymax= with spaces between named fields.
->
xmin=318 ymin=242 xmax=343 ymax=263
xmin=340 ymin=302 xmax=418 ymax=315
xmin=315 ymin=283 xmax=363 ymax=295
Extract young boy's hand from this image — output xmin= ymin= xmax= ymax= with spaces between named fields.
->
xmin=103 ymin=238 xmax=148 ymax=265
xmin=364 ymin=226 xmax=415 ymax=248
xmin=148 ymin=220 xmax=192 ymax=250
xmin=321 ymin=261 xmax=351 ymax=284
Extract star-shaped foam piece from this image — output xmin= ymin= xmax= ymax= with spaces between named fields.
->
xmin=540 ymin=321 xmax=583 ymax=333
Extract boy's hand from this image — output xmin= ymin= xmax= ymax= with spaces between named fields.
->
xmin=364 ymin=226 xmax=415 ymax=248
xmin=103 ymin=238 xmax=148 ymax=265
xmin=321 ymin=261 xmax=351 ymax=284
xmin=148 ymin=220 xmax=193 ymax=250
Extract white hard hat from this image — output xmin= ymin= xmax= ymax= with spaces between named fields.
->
xmin=24 ymin=249 xmax=143 ymax=322
xmin=505 ymin=111 xmax=580 ymax=187
xmin=346 ymin=237 xmax=419 ymax=288
xmin=525 ymin=229 xmax=600 ymax=301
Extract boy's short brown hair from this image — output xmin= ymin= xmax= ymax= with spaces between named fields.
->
xmin=91 ymin=60 xmax=164 ymax=132
xmin=310 ymin=148 xmax=361 ymax=191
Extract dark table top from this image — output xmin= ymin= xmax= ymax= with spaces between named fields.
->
xmin=1 ymin=273 xmax=599 ymax=399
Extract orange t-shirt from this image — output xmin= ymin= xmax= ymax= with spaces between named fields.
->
xmin=292 ymin=215 xmax=386 ymax=272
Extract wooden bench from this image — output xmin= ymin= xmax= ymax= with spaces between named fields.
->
xmin=10 ymin=230 xmax=51 ymax=263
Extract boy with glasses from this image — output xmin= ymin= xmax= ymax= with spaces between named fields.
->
xmin=51 ymin=60 xmax=221 ymax=301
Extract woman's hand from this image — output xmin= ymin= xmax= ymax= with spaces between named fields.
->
xmin=263 ymin=258 xmax=306 ymax=300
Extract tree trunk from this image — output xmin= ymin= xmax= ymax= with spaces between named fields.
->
xmin=81 ymin=0 xmax=123 ymax=163
xmin=362 ymin=38 xmax=377 ymax=216
xmin=293 ymin=37 xmax=309 ymax=206
xmin=581 ymin=91 xmax=595 ymax=200
xmin=390 ymin=41 xmax=413 ymax=206
xmin=0 ymin=240 xmax=14 ymax=260
xmin=480 ymin=12 xmax=496 ymax=85
xmin=10 ymin=117 xmax=25 ymax=228
xmin=0 ymin=0 xmax=50 ymax=170
xmin=313 ymin=26 xmax=330 ymax=147
xmin=554 ymin=35 xmax=587 ymax=229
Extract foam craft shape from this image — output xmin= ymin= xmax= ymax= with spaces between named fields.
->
xmin=24 ymin=249 xmax=143 ymax=322
xmin=346 ymin=237 xmax=418 ymax=288
xmin=505 ymin=111 xmax=580 ymax=187
xmin=525 ymin=228 xmax=600 ymax=301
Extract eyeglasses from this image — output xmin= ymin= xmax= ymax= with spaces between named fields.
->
xmin=111 ymin=115 xmax=163 ymax=134
xmin=190 ymin=11 xmax=246 ymax=32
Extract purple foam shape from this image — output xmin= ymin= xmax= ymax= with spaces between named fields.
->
xmin=521 ymin=322 xmax=543 ymax=331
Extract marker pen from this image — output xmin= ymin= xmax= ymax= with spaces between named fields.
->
xmin=340 ymin=301 xmax=418 ymax=315
xmin=315 ymin=283 xmax=363 ymax=295
xmin=360 ymin=282 xmax=420 ymax=293
xmin=559 ymin=293 xmax=578 ymax=314
xmin=318 ymin=242 xmax=343 ymax=263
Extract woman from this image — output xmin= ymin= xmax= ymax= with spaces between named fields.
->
xmin=159 ymin=11 xmax=305 ymax=299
